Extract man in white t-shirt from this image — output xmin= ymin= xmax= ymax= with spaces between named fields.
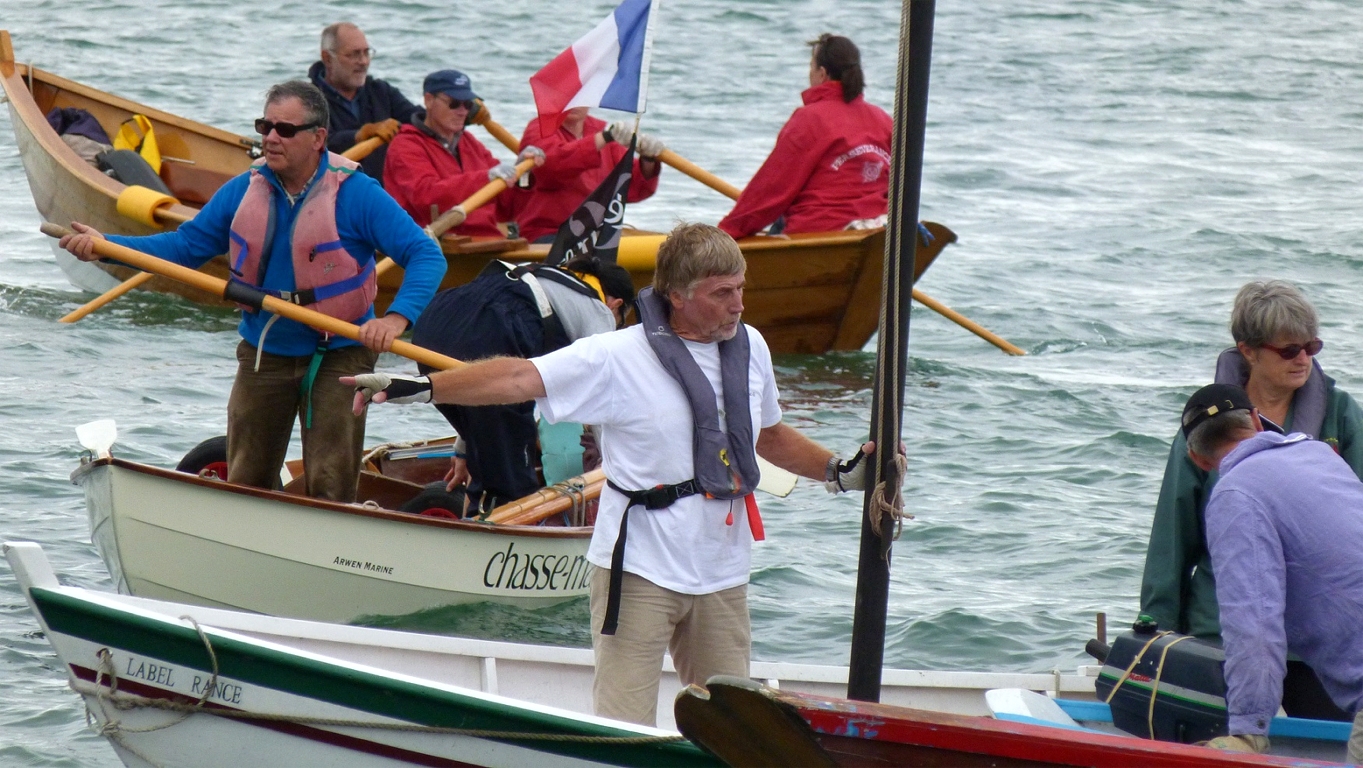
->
xmin=344 ymin=222 xmax=874 ymax=726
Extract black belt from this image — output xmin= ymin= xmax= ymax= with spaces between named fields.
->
xmin=600 ymin=479 xmax=702 ymax=635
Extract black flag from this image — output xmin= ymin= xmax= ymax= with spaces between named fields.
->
xmin=544 ymin=136 xmax=635 ymax=265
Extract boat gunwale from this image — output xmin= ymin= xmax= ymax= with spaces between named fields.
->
xmin=72 ymin=457 xmax=592 ymax=539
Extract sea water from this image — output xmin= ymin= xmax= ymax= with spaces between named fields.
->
xmin=2 ymin=0 xmax=1362 ymax=763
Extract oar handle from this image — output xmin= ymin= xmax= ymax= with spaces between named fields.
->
xmin=426 ymin=157 xmax=536 ymax=240
xmin=910 ymin=288 xmax=1026 ymax=356
xmin=40 ymin=223 xmax=464 ymax=370
xmin=342 ymin=136 xmax=387 ymax=162
xmin=467 ymin=104 xmax=522 ymax=153
xmin=657 ymin=149 xmax=742 ymax=201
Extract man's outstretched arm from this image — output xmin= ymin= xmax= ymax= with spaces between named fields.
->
xmin=342 ymin=357 xmax=546 ymax=414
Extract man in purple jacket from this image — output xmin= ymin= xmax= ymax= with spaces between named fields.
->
xmin=1181 ymin=383 xmax=1363 ymax=759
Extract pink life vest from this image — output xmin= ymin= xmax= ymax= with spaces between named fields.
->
xmin=227 ymin=152 xmax=377 ymax=322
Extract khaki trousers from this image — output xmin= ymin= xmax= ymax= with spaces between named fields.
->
xmin=1349 ymin=707 xmax=1363 ymax=764
xmin=589 ymin=567 xmax=750 ymax=726
xmin=227 ymin=341 xmax=377 ymax=502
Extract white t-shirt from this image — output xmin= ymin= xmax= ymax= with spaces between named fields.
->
xmin=532 ymin=324 xmax=782 ymax=595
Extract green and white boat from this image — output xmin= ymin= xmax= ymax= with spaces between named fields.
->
xmin=5 ymin=540 xmax=1097 ymax=767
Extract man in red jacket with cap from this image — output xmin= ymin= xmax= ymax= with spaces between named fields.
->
xmin=384 ymin=70 xmax=543 ymax=238
xmin=719 ymin=34 xmax=892 ymax=239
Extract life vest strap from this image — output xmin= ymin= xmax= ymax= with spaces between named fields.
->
xmin=264 ymin=258 xmax=377 ymax=308
xmin=600 ymin=478 xmax=703 ymax=636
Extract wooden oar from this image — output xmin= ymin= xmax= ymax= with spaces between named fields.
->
xmin=42 ymin=223 xmax=458 ymax=370
xmin=425 ymin=157 xmax=536 ymax=239
xmin=58 ymin=137 xmax=395 ymax=324
xmin=344 ymin=136 xmax=385 ymax=163
xmin=485 ymin=469 xmax=606 ymax=525
xmin=669 ymin=155 xmax=1026 ymax=356
xmin=657 ymin=149 xmax=744 ymax=200
xmin=468 ymin=104 xmax=522 ymax=154
xmin=910 ymin=290 xmax=1025 ymax=356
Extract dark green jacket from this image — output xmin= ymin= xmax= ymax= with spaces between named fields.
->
xmin=1139 ymin=374 xmax=1363 ymax=639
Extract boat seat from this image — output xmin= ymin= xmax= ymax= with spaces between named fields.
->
xmin=97 ymin=149 xmax=173 ymax=196
xmin=160 ymin=161 xmax=234 ymax=207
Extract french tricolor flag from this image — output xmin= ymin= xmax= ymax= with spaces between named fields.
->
xmin=529 ymin=0 xmax=659 ymax=122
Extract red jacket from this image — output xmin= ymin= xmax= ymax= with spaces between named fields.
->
xmin=718 ymin=81 xmax=892 ymax=239
xmin=383 ymin=122 xmax=510 ymax=237
xmin=515 ymin=114 xmax=660 ymax=242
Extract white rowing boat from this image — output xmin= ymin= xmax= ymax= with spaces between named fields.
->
xmin=5 ymin=541 xmax=1098 ymax=767
xmin=72 ymin=429 xmax=595 ymax=620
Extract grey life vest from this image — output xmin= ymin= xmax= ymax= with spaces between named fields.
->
xmin=634 ymin=286 xmax=761 ymax=498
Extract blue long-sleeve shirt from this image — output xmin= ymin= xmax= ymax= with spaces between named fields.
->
xmin=108 ymin=154 xmax=446 ymax=357
xmin=1206 ymin=431 xmax=1363 ymax=735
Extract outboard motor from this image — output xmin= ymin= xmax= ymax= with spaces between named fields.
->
xmin=1096 ymin=616 xmax=1349 ymax=744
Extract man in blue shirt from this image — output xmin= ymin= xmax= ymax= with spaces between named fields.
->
xmin=308 ymin=22 xmax=420 ymax=184
xmin=1181 ymin=383 xmax=1363 ymax=759
xmin=59 ymin=81 xmax=446 ymax=503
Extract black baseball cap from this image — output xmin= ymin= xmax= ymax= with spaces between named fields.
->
xmin=1180 ymin=383 xmax=1283 ymax=438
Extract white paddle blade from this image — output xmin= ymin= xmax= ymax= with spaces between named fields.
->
xmin=756 ymin=456 xmax=798 ymax=498
xmin=75 ymin=419 xmax=117 ymax=459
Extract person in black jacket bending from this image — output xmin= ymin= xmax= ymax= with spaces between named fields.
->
xmin=307 ymin=22 xmax=419 ymax=184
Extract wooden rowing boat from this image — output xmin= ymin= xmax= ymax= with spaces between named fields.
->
xmin=72 ymin=430 xmax=595 ymax=620
xmin=0 ymin=30 xmax=954 ymax=354
xmin=5 ymin=542 xmax=1100 ymax=767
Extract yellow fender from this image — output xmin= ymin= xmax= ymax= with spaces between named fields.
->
xmin=116 ymin=184 xmax=177 ymax=229
xmin=615 ymin=234 xmax=667 ymax=272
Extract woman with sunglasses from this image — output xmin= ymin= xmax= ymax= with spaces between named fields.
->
xmin=1141 ymin=280 xmax=1363 ymax=644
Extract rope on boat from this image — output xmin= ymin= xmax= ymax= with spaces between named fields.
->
xmin=868 ymin=451 xmax=911 ymax=545
xmin=71 ymin=619 xmax=686 ymax=756
xmin=549 ymin=475 xmax=589 ymax=525
xmin=80 ymin=615 xmax=224 ymax=768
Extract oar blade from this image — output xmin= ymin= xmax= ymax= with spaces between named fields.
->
xmin=75 ymin=419 xmax=117 ymax=459
xmin=756 ymin=456 xmax=798 ymax=497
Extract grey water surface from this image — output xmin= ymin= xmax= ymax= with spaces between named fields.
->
xmin=3 ymin=0 xmax=1362 ymax=763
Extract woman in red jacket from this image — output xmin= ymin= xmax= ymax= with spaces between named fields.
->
xmin=718 ymin=35 xmax=892 ymax=240
xmin=515 ymin=108 xmax=664 ymax=243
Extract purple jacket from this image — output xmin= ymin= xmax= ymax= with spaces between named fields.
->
xmin=1207 ymin=431 xmax=1363 ymax=735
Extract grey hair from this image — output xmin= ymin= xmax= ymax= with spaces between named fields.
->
xmin=1230 ymin=280 xmax=1318 ymax=347
xmin=320 ymin=22 xmax=357 ymax=54
xmin=1187 ymin=408 xmax=1254 ymax=460
xmin=264 ymin=81 xmax=329 ymax=129
xmin=653 ymin=222 xmax=746 ymax=298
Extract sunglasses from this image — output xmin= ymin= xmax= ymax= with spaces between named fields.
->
xmin=1260 ymin=338 xmax=1324 ymax=360
xmin=442 ymin=97 xmax=475 ymax=111
xmin=254 ymin=118 xmax=322 ymax=138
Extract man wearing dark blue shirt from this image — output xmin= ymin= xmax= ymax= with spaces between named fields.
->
xmin=307 ymin=22 xmax=420 ymax=185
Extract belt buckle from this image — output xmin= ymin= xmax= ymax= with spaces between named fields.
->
xmin=641 ymin=486 xmax=672 ymax=510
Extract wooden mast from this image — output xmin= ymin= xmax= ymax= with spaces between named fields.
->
xmin=847 ymin=0 xmax=937 ymax=702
